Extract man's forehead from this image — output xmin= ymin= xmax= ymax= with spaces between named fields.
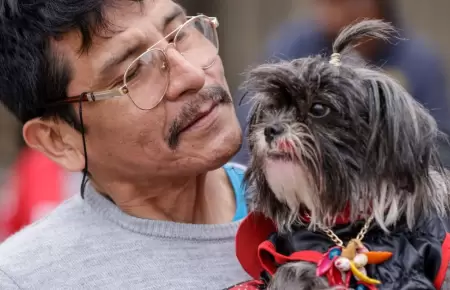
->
xmin=98 ymin=0 xmax=182 ymax=42
xmin=56 ymin=0 xmax=184 ymax=94
xmin=56 ymin=0 xmax=181 ymax=52
xmin=91 ymin=0 xmax=185 ymax=71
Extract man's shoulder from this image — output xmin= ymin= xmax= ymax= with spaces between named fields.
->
xmin=0 ymin=195 xmax=91 ymax=264
xmin=0 ymin=194 xmax=114 ymax=287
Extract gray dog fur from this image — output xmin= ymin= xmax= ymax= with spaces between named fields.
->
xmin=241 ymin=19 xmax=450 ymax=289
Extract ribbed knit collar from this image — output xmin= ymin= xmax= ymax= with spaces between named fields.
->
xmin=83 ymin=181 xmax=242 ymax=241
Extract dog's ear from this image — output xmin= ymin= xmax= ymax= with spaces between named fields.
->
xmin=362 ymin=74 xmax=443 ymax=189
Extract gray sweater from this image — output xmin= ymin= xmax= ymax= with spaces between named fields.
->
xmin=0 ymin=177 xmax=250 ymax=289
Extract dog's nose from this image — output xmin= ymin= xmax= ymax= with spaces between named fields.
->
xmin=264 ymin=124 xmax=284 ymax=143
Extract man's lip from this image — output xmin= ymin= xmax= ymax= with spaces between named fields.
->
xmin=180 ymin=102 xmax=219 ymax=132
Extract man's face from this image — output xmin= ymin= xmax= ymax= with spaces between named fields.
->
xmin=57 ymin=0 xmax=242 ymax=181
xmin=314 ymin=0 xmax=382 ymax=38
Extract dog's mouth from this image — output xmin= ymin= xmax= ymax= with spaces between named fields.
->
xmin=266 ymin=139 xmax=298 ymax=162
xmin=267 ymin=151 xmax=296 ymax=162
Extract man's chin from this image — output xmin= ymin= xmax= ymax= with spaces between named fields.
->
xmin=200 ymin=123 xmax=242 ymax=163
xmin=172 ymin=145 xmax=241 ymax=176
xmin=181 ymin=121 xmax=242 ymax=168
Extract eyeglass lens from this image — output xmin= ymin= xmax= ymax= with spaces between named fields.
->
xmin=124 ymin=16 xmax=219 ymax=110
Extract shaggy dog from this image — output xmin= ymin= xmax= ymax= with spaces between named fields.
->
xmin=230 ymin=20 xmax=450 ymax=290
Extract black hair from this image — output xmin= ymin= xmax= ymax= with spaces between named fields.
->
xmin=0 ymin=0 xmax=140 ymax=126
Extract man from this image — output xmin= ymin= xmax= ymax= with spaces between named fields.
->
xmin=233 ymin=0 xmax=450 ymax=166
xmin=0 ymin=0 xmax=249 ymax=289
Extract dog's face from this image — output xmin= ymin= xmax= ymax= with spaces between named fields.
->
xmin=243 ymin=57 xmax=446 ymax=231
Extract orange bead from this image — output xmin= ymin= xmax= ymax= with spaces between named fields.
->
xmin=365 ymin=251 xmax=393 ymax=264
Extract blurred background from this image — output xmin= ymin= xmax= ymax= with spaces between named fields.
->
xmin=0 ymin=0 xmax=450 ymax=239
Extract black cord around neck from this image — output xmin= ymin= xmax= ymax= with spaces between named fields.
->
xmin=79 ymin=94 xmax=89 ymax=198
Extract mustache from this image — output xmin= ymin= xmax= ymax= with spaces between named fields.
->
xmin=166 ymin=85 xmax=232 ymax=149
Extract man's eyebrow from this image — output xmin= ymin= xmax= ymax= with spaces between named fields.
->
xmin=98 ymin=43 xmax=142 ymax=77
xmin=98 ymin=6 xmax=186 ymax=77
xmin=159 ymin=5 xmax=186 ymax=31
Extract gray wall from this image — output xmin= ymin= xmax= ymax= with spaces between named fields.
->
xmin=1 ymin=0 xmax=449 ymax=168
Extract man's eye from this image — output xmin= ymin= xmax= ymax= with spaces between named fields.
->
xmin=125 ymin=62 xmax=143 ymax=84
xmin=109 ymin=65 xmax=140 ymax=89
xmin=126 ymin=68 xmax=138 ymax=82
xmin=167 ymin=36 xmax=176 ymax=44
xmin=110 ymin=78 xmax=124 ymax=89
xmin=175 ymin=31 xmax=186 ymax=42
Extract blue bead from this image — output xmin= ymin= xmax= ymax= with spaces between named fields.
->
xmin=328 ymin=248 xmax=342 ymax=259
xmin=356 ymin=285 xmax=367 ymax=290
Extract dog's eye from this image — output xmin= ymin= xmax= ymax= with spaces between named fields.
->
xmin=267 ymin=103 xmax=277 ymax=110
xmin=309 ymin=103 xmax=330 ymax=118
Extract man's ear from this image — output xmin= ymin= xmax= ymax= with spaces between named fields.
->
xmin=22 ymin=118 xmax=85 ymax=172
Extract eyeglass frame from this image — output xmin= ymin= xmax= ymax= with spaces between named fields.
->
xmin=45 ymin=14 xmax=220 ymax=110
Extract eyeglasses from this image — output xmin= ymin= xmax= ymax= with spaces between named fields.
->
xmin=48 ymin=14 xmax=219 ymax=110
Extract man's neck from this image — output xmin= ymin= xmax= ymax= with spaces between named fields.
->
xmin=91 ymin=168 xmax=236 ymax=224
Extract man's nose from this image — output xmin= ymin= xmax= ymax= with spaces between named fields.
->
xmin=163 ymin=47 xmax=206 ymax=100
